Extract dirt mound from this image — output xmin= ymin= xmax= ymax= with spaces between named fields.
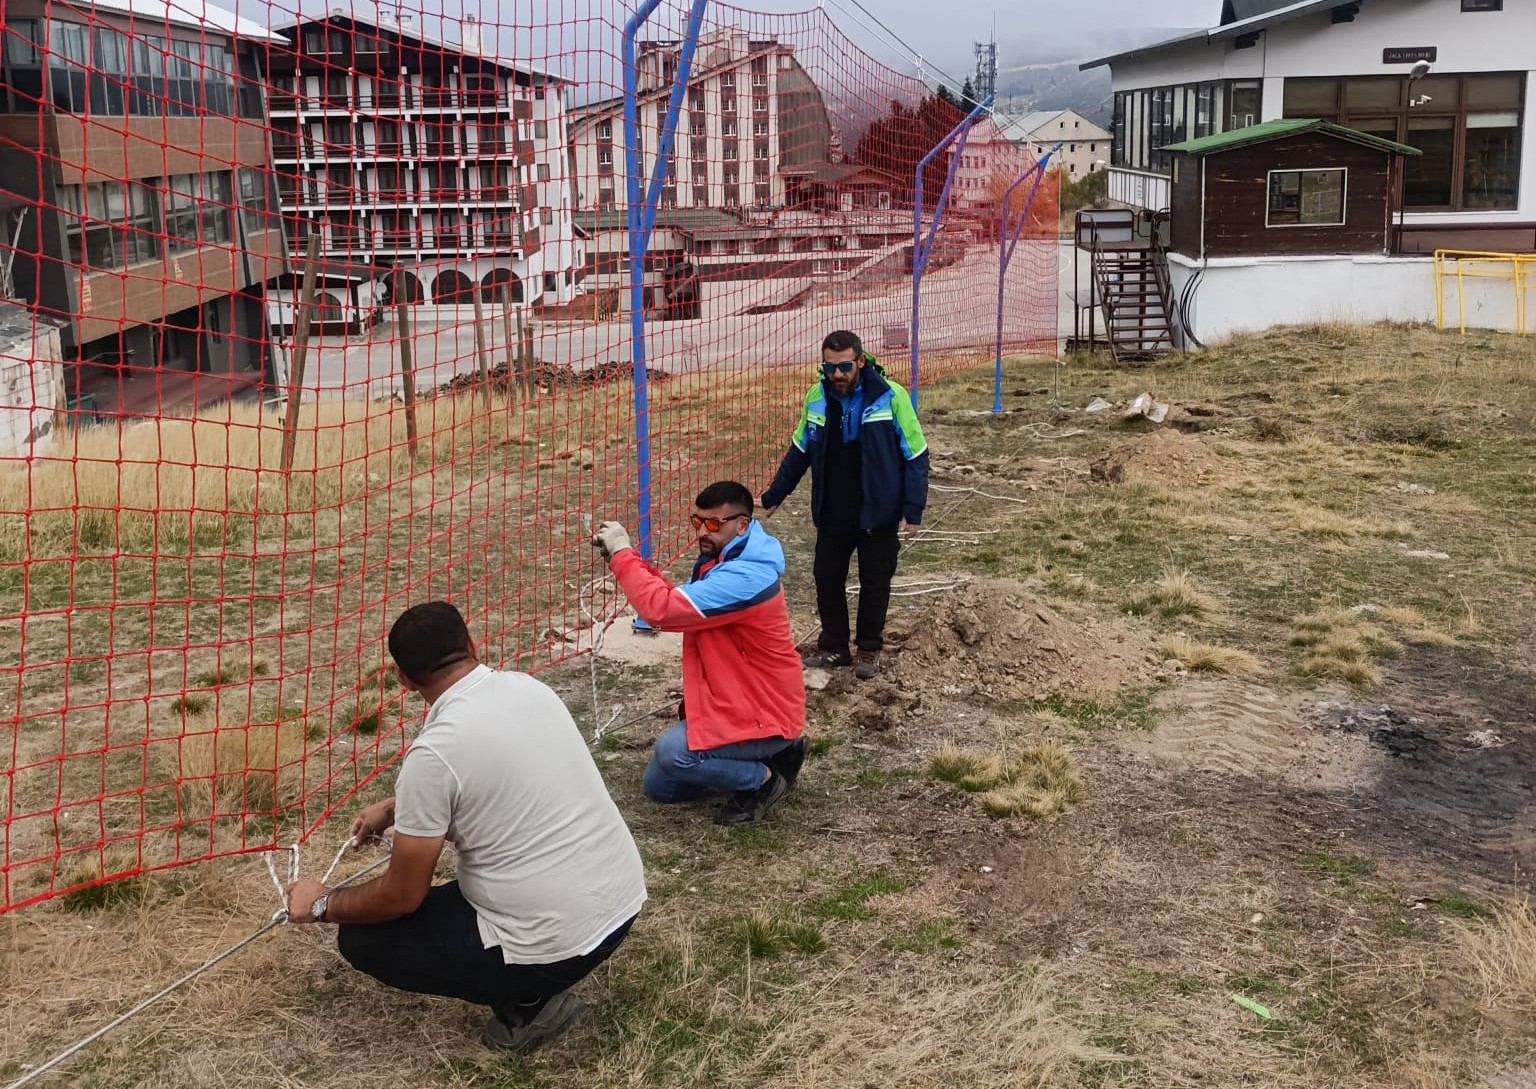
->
xmin=886 ymin=579 xmax=1154 ymax=702
xmin=1091 ymin=429 xmax=1225 ymax=487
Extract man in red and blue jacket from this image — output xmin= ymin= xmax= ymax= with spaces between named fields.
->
xmin=762 ymin=330 xmax=929 ymax=679
xmin=592 ymin=481 xmax=806 ymax=826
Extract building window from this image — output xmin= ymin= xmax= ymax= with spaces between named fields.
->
xmin=201 ymin=171 xmax=233 ymax=245
xmin=1267 ymin=168 xmax=1347 ymax=227
xmin=1112 ymin=79 xmax=1256 ymax=175
xmin=59 ymin=181 xmax=160 ymax=270
xmin=534 ymin=119 xmax=549 ymax=140
xmin=723 ymin=119 xmax=737 ymax=138
xmin=537 ymin=162 xmax=551 ymax=182
xmin=598 ymin=147 xmax=613 ymax=166
xmin=596 ymin=119 xmax=612 ymax=141
xmin=754 ymin=181 xmax=769 ymax=204
xmin=165 ymin=175 xmax=201 ymax=252
xmin=543 ymin=273 xmax=557 ymax=292
xmin=1283 ymin=73 xmax=1524 ymax=210
xmin=237 ymin=167 xmax=271 ymax=232
xmin=541 ymin=207 xmax=553 ymax=225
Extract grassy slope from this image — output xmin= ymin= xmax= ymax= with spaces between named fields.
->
xmin=2 ymin=322 xmax=1534 ymax=1088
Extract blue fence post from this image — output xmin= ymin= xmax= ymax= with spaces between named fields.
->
xmin=623 ymin=0 xmax=708 ymax=564
xmin=911 ymin=94 xmax=992 ymax=412
xmin=993 ymin=142 xmax=1060 ymax=414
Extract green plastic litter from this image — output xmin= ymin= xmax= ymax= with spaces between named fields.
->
xmin=1230 ymin=993 xmax=1273 ymax=1020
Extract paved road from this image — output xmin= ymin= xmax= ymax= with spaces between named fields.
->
xmin=279 ymin=239 xmax=1070 ymax=400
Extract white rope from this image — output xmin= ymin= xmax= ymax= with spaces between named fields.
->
xmin=576 ymin=569 xmax=624 ymax=748
xmin=928 ymin=483 xmax=1035 ymax=505
xmin=5 ymin=844 xmax=389 ymax=1089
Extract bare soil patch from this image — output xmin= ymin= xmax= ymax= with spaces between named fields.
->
xmin=883 ymin=577 xmax=1156 ymax=703
xmin=1090 ymin=428 xmax=1229 ymax=487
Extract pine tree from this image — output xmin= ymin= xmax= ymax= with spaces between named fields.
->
xmin=960 ymin=77 xmax=976 ymax=105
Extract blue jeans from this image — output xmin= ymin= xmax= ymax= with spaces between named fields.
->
xmin=643 ymin=721 xmax=792 ymax=803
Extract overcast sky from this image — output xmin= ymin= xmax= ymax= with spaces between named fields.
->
xmin=282 ymin=0 xmax=1218 ymax=86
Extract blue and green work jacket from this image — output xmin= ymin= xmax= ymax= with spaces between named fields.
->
xmin=762 ymin=358 xmax=930 ymax=531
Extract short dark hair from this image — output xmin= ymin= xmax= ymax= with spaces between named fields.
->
xmin=694 ymin=480 xmax=753 ymax=515
xmin=822 ymin=330 xmax=864 ymax=359
xmin=389 ymin=602 xmax=473 ymax=685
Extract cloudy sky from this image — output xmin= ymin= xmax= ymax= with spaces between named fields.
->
xmin=276 ymin=0 xmax=1218 ymax=86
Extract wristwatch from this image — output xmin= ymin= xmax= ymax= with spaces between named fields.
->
xmin=310 ymin=891 xmax=330 ymax=922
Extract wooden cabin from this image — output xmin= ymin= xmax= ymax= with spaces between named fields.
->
xmin=1162 ymin=119 xmax=1420 ymax=260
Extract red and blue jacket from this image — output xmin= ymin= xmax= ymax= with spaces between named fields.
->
xmin=610 ymin=520 xmax=806 ymax=752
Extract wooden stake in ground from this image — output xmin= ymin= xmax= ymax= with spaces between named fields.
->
xmin=515 ymin=311 xmax=530 ymax=399
xmin=520 ymin=314 xmax=535 ymax=399
xmin=500 ymin=296 xmax=518 ymax=404
xmin=471 ymin=290 xmax=492 ymax=412
xmin=394 ymin=268 xmax=418 ymax=459
xmin=280 ymin=235 xmax=322 ymax=473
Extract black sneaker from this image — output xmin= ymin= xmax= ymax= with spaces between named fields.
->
xmin=802 ymin=647 xmax=852 ymax=668
xmin=714 ymin=769 xmax=790 ymax=826
xmin=768 ymin=737 xmax=807 ymax=788
xmin=483 ymin=991 xmax=586 ymax=1052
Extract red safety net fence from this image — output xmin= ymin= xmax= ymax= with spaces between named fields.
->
xmin=0 ymin=0 xmax=1057 ymax=912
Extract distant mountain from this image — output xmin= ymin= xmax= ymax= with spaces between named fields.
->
xmin=995 ymin=63 xmax=1113 ymax=126
xmin=989 ymin=26 xmax=1201 ymax=127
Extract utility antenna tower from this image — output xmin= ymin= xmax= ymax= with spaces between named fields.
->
xmin=974 ymin=34 xmax=998 ymax=104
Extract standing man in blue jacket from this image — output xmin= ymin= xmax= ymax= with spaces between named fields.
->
xmin=761 ymin=330 xmax=930 ymax=679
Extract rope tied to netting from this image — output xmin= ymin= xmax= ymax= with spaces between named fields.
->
xmin=4 ymin=839 xmax=388 ymax=1089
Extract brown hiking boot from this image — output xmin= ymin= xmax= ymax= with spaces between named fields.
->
xmin=854 ymin=649 xmax=882 ymax=679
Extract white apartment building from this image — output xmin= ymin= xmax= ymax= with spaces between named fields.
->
xmin=567 ymin=30 xmax=832 ymax=212
xmin=1000 ymin=109 xmax=1113 ymax=178
xmin=267 ymin=12 xmax=583 ymax=308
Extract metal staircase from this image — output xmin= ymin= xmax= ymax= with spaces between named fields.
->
xmin=1076 ymin=210 xmax=1176 ymax=364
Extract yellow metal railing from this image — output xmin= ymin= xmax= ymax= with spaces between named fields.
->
xmin=1433 ymin=249 xmax=1536 ymax=334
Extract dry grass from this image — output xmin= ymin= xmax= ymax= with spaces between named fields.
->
xmin=1128 ymin=570 xmax=1219 ymax=619
xmin=1273 ymin=501 xmax=1376 ymax=540
xmin=1458 ymin=899 xmax=1536 ymax=1012
xmin=176 ymin=710 xmax=310 ymax=819
xmin=1290 ymin=607 xmax=1405 ymax=686
xmin=931 ymin=742 xmax=1084 ymax=821
xmin=1157 ymin=634 xmax=1262 ymax=676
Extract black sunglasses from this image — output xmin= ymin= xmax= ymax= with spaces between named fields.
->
xmin=821 ymin=360 xmax=857 ymax=375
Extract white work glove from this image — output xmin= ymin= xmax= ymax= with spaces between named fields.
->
xmin=592 ymin=520 xmax=633 ymax=560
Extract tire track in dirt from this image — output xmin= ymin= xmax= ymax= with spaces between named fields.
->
xmin=1138 ymin=678 xmax=1375 ymax=790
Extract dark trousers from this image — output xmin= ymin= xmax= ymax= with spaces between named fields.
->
xmin=337 ymin=882 xmax=636 ymax=1027
xmin=813 ymin=519 xmax=900 ymax=652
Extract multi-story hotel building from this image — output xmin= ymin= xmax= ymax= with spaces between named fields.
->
xmin=266 ymin=12 xmax=582 ymax=309
xmin=0 ymin=0 xmax=286 ymax=416
xmin=567 ymin=30 xmax=832 ymax=212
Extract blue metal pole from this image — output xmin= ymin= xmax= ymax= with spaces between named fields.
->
xmin=623 ymin=0 xmax=708 ymax=562
xmin=993 ymin=143 xmax=1060 ymax=413
xmin=910 ymin=95 xmax=992 ymax=411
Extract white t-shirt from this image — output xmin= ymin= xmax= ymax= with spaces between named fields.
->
xmin=393 ymin=666 xmax=647 ymax=964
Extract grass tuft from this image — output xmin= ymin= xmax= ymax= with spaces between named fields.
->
xmin=1290 ymin=608 xmax=1403 ymax=685
xmin=1127 ymin=570 xmax=1219 ymax=619
xmin=811 ymin=876 xmax=905 ymax=921
xmin=932 ymin=742 xmax=1084 ymax=822
xmin=730 ymin=911 xmax=827 ymax=958
xmin=56 ymin=855 xmax=145 ymax=912
xmin=1457 ymin=899 xmax=1536 ymax=1013
xmin=1157 ymin=635 xmax=1262 ymax=675
xmin=171 ymin=694 xmax=210 ymax=716
xmin=176 ymin=711 xmax=309 ymax=818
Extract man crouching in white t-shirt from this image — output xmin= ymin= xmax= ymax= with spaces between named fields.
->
xmin=285 ymin=602 xmax=647 ymax=1053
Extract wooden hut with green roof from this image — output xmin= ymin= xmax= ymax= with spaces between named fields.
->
xmin=1161 ymin=118 xmax=1421 ymax=260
